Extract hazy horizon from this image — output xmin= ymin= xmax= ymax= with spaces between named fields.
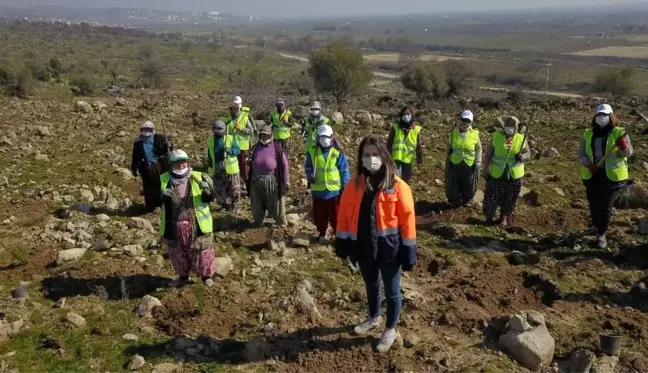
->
xmin=0 ymin=0 xmax=644 ymax=18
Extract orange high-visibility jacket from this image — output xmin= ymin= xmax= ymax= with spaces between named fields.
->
xmin=336 ymin=175 xmax=416 ymax=261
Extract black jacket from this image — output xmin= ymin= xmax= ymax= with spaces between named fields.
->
xmin=131 ymin=134 xmax=172 ymax=174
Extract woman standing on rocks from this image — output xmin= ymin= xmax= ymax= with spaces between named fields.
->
xmin=130 ymin=121 xmax=172 ymax=212
xmin=578 ymin=104 xmax=633 ymax=249
xmin=159 ymin=150 xmax=216 ymax=288
xmin=387 ymin=106 xmax=423 ymax=183
xmin=335 ymin=135 xmax=416 ymax=353
xmin=207 ymin=120 xmax=241 ymax=212
xmin=305 ymin=124 xmax=350 ymax=241
xmin=247 ymin=125 xmax=290 ymax=227
xmin=445 ymin=110 xmax=482 ymax=207
xmin=482 ymin=116 xmax=531 ymax=226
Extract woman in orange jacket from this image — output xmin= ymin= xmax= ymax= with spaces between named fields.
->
xmin=335 ymin=135 xmax=417 ymax=353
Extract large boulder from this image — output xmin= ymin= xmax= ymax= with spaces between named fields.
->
xmin=292 ymin=106 xmax=310 ymax=120
xmin=499 ymin=310 xmax=554 ymax=371
xmin=616 ymin=184 xmax=648 ymax=209
xmin=355 ymin=110 xmax=373 ymax=125
xmin=57 ymin=248 xmax=87 ymax=265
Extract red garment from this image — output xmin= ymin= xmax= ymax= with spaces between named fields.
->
xmin=238 ymin=150 xmax=250 ymax=183
xmin=312 ymin=195 xmax=340 ymax=236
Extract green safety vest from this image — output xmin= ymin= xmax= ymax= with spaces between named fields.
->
xmin=207 ymin=136 xmax=239 ymax=176
xmin=225 ymin=107 xmax=251 ymax=150
xmin=309 ymin=147 xmax=341 ymax=192
xmin=581 ymin=127 xmax=628 ymax=182
xmin=272 ymin=109 xmax=292 ymax=140
xmin=391 ymin=122 xmax=421 ymax=164
xmin=159 ymin=171 xmax=213 ymax=236
xmin=304 ymin=116 xmax=330 ymax=152
xmin=450 ymin=128 xmax=480 ymax=166
xmin=489 ymin=132 xmax=525 ymax=180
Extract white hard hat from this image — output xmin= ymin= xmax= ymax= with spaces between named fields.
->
xmin=170 ymin=149 xmax=189 ymax=163
xmin=310 ymin=101 xmax=322 ymax=110
xmin=318 ymin=124 xmax=333 ymax=137
xmin=140 ymin=121 xmax=155 ymax=130
xmin=233 ymin=96 xmax=243 ymax=105
xmin=596 ymin=104 xmax=613 ymax=115
xmin=460 ymin=110 xmax=474 ymax=123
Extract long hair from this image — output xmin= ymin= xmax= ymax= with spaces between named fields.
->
xmin=355 ymin=135 xmax=396 ymax=191
xmin=590 ymin=112 xmax=618 ymax=129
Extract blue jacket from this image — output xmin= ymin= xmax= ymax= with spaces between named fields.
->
xmin=305 ymin=145 xmax=350 ymax=200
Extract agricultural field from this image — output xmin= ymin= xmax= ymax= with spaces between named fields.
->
xmin=3 ymin=9 xmax=648 ymax=373
xmin=568 ymin=46 xmax=648 ymax=59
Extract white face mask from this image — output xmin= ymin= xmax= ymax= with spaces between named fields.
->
xmin=260 ymin=138 xmax=272 ymax=145
xmin=172 ymin=167 xmax=189 ymax=177
xmin=141 ymin=130 xmax=154 ymax=137
xmin=503 ymin=127 xmax=516 ymax=136
xmin=362 ymin=156 xmax=383 ymax=173
xmin=319 ymin=137 xmax=332 ymax=148
xmin=402 ymin=115 xmax=412 ymax=123
xmin=311 ymin=109 xmax=320 ymax=117
xmin=596 ymin=115 xmax=610 ymax=128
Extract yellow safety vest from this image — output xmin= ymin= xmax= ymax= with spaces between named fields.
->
xmin=225 ymin=107 xmax=251 ymax=150
xmin=581 ymin=127 xmax=628 ymax=182
xmin=272 ymin=109 xmax=292 ymax=140
xmin=489 ymin=132 xmax=525 ymax=180
xmin=159 ymin=171 xmax=213 ymax=236
xmin=304 ymin=116 xmax=330 ymax=152
xmin=450 ymin=128 xmax=480 ymax=166
xmin=309 ymin=147 xmax=341 ymax=192
xmin=207 ymin=136 xmax=239 ymax=176
xmin=391 ymin=122 xmax=421 ymax=164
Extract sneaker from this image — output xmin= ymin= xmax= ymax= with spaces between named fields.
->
xmin=597 ymin=234 xmax=608 ymax=249
xmin=203 ymin=278 xmax=215 ymax=288
xmin=376 ymin=328 xmax=398 ymax=353
xmin=168 ymin=277 xmax=191 ymax=288
xmin=353 ymin=316 xmax=382 ymax=335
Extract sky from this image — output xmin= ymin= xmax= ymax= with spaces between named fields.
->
xmin=0 ymin=0 xmax=643 ymax=18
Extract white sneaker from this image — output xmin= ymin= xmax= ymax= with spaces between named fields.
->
xmin=353 ymin=316 xmax=381 ymax=335
xmin=597 ymin=234 xmax=608 ymax=249
xmin=376 ymin=328 xmax=398 ymax=353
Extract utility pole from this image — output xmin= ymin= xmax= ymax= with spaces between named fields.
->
xmin=545 ymin=63 xmax=552 ymax=93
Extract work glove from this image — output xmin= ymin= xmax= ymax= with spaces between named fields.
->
xmin=162 ymin=188 xmax=174 ymax=198
xmin=616 ymin=136 xmax=628 ymax=151
xmin=587 ymin=163 xmax=599 ymax=174
xmin=200 ymin=181 xmax=210 ymax=191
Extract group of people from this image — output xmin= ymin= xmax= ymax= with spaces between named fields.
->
xmin=129 ymin=94 xmax=632 ymax=352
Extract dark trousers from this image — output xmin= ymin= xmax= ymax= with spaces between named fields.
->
xmin=358 ymin=256 xmax=402 ymax=329
xmin=395 ymin=161 xmax=413 ymax=183
xmin=238 ymin=150 xmax=249 ymax=185
xmin=312 ymin=195 xmax=340 ymax=236
xmin=483 ymin=178 xmax=522 ymax=220
xmin=584 ymin=172 xmax=620 ymax=235
xmin=139 ymin=162 xmax=161 ymax=212
xmin=446 ymin=162 xmax=478 ymax=206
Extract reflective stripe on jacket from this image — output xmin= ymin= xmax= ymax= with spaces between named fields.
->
xmin=450 ymin=128 xmax=480 ymax=166
xmin=391 ymin=122 xmax=421 ymax=164
xmin=489 ymin=132 xmax=525 ymax=180
xmin=336 ymin=176 xmax=416 ymax=260
xmin=225 ymin=107 xmax=251 ymax=150
xmin=208 ymin=136 xmax=239 ymax=176
xmin=271 ymin=109 xmax=292 ymax=140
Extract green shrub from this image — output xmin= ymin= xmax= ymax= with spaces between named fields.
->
xmin=69 ymin=75 xmax=96 ymax=95
xmin=5 ymin=69 xmax=34 ymax=98
xmin=593 ymin=67 xmax=635 ymax=96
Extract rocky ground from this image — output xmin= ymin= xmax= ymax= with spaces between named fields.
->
xmin=1 ymin=90 xmax=648 ymax=373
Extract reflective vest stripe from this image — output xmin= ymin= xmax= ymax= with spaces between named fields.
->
xmin=226 ymin=107 xmax=251 ymax=150
xmin=304 ymin=117 xmax=330 ymax=152
xmin=450 ymin=129 xmax=479 ymax=166
xmin=580 ymin=127 xmax=628 ymax=181
xmin=310 ymin=147 xmax=341 ymax=192
xmin=159 ymin=171 xmax=213 ymax=236
xmin=272 ymin=110 xmax=292 ymax=140
xmin=208 ymin=136 xmax=239 ymax=176
xmin=391 ymin=123 xmax=421 ymax=164
xmin=489 ymin=133 xmax=525 ymax=179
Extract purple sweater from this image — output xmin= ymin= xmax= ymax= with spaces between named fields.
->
xmin=251 ymin=143 xmax=290 ymax=184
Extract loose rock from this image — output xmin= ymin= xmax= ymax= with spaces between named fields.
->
xmin=127 ymin=217 xmax=155 ymax=233
xmin=213 ymin=255 xmax=233 ymax=278
xmin=569 ymin=349 xmax=596 ymax=373
xmin=499 ymin=310 xmax=554 ymax=371
xmin=591 ymin=356 xmax=618 ymax=373
xmin=57 ymin=248 xmax=87 ymax=265
xmin=292 ymin=238 xmax=310 ymax=248
xmin=404 ymin=333 xmax=421 ymax=348
xmin=123 ymin=245 xmax=144 ymax=257
xmin=65 ymin=312 xmax=86 ymax=328
xmin=123 ymin=333 xmax=139 ymax=341
xmin=135 ymin=295 xmax=162 ymax=316
xmin=638 ymin=218 xmax=648 ymax=235
xmin=74 ymin=101 xmax=93 ymax=114
xmin=152 ymin=362 xmax=180 ymax=373
xmin=129 ymin=354 xmax=145 ymax=370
